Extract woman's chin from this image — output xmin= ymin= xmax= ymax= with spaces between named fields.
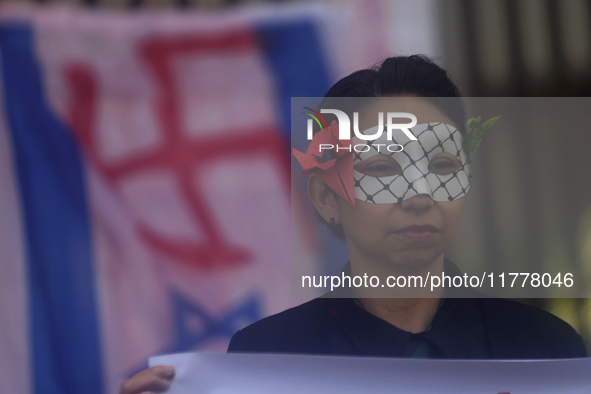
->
xmin=383 ymin=251 xmax=444 ymax=272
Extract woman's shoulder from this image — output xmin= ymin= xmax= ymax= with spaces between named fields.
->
xmin=227 ymin=298 xmax=330 ymax=354
xmin=481 ymin=298 xmax=578 ymax=335
xmin=227 ymin=295 xmax=588 ymax=358
xmin=480 ymin=298 xmax=588 ymax=358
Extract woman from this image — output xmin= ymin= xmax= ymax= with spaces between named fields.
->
xmin=119 ymin=55 xmax=587 ymax=394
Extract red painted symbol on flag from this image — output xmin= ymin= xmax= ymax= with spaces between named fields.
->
xmin=64 ymin=31 xmax=289 ymax=269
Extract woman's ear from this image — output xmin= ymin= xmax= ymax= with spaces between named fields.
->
xmin=307 ymin=174 xmax=340 ymax=225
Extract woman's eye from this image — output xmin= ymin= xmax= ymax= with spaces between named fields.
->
xmin=428 ymin=156 xmax=461 ymax=175
xmin=355 ymin=157 xmax=402 ymax=177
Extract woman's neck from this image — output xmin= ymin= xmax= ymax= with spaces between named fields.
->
xmin=350 ymin=253 xmax=445 ymax=333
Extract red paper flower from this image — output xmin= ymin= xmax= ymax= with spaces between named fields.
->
xmin=293 ymin=121 xmax=355 ymax=206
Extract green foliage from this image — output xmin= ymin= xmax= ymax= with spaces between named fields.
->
xmin=463 ymin=115 xmax=501 ymax=177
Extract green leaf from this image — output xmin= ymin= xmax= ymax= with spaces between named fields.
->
xmin=466 ymin=116 xmax=481 ymax=134
xmin=479 ymin=115 xmax=501 ymax=132
xmin=462 ymin=115 xmax=501 ymax=177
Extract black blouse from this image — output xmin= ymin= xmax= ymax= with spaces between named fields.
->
xmin=228 ymin=260 xmax=588 ymax=359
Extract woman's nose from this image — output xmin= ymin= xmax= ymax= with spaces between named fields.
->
xmin=399 ymin=193 xmax=434 ymax=214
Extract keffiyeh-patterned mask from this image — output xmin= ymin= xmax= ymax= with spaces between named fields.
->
xmin=353 ymin=122 xmax=470 ymax=203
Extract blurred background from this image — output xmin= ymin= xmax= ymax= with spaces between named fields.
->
xmin=1 ymin=0 xmax=591 ymax=393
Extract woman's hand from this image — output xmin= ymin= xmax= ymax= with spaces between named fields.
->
xmin=119 ymin=365 xmax=175 ymax=394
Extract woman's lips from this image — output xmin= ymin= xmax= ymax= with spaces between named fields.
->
xmin=394 ymin=225 xmax=439 ymax=240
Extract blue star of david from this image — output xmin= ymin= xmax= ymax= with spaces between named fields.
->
xmin=125 ymin=290 xmax=262 ymax=378
xmin=169 ymin=289 xmax=262 ymax=352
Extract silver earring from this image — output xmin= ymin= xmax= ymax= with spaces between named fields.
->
xmin=329 ymin=218 xmax=335 ymax=225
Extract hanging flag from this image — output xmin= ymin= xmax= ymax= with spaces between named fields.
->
xmin=0 ymin=2 xmax=437 ymax=393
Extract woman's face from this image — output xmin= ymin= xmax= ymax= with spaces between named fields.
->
xmin=335 ymin=97 xmax=466 ymax=270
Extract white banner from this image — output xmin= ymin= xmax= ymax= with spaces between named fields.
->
xmin=150 ymin=352 xmax=591 ymax=394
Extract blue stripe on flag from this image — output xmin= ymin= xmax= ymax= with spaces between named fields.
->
xmin=255 ymin=20 xmax=351 ymax=275
xmin=255 ymin=19 xmax=332 ymax=140
xmin=0 ymin=24 xmax=103 ymax=394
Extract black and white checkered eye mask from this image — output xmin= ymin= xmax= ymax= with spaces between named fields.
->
xmin=353 ymin=122 xmax=470 ymax=203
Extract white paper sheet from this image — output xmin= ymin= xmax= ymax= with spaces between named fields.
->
xmin=149 ymin=352 xmax=591 ymax=393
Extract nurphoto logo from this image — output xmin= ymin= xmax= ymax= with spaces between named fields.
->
xmin=303 ymin=107 xmax=418 ymax=153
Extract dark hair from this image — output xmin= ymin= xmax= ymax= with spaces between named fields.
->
xmin=320 ymin=55 xmax=466 ymax=133
xmin=320 ymin=55 xmax=465 ymax=240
